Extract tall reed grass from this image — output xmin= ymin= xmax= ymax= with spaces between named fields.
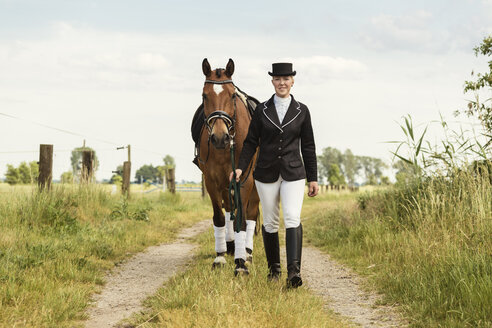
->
xmin=305 ymin=115 xmax=492 ymax=327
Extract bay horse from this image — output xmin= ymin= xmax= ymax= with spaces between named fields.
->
xmin=197 ymin=58 xmax=260 ymax=275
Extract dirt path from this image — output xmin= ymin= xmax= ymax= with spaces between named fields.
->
xmin=85 ymin=218 xmax=404 ymax=328
xmin=84 ymin=220 xmax=211 ymax=328
xmin=300 ymin=246 xmax=406 ymax=327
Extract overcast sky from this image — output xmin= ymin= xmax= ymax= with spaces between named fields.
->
xmin=1 ymin=0 xmax=491 ymax=183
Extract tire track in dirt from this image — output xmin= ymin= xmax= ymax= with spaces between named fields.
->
xmin=85 ymin=217 xmax=405 ymax=327
xmin=84 ymin=220 xmax=211 ymax=328
xmin=300 ymin=246 xmax=407 ymax=327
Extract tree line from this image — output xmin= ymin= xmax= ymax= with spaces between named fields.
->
xmin=2 ymin=147 xmax=176 ymax=185
xmin=110 ymin=155 xmax=176 ymax=185
xmin=317 ymin=147 xmax=390 ymax=187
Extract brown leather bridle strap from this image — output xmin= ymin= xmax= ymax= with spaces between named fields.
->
xmin=205 ymin=79 xmax=233 ymax=84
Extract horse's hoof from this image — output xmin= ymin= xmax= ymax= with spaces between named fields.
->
xmin=246 ymin=248 xmax=253 ymax=264
xmin=212 ymin=262 xmax=224 ymax=269
xmin=226 ymin=241 xmax=235 ymax=255
xmin=212 ymin=255 xmax=226 ymax=269
xmin=245 ymin=256 xmax=253 ymax=264
xmin=234 ymin=259 xmax=249 ymax=276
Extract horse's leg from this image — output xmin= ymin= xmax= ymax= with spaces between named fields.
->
xmin=230 ymin=178 xmax=254 ymax=275
xmin=221 ymin=190 xmax=234 ymax=256
xmin=245 ymin=183 xmax=260 ymax=263
xmin=209 ymin=187 xmax=227 ymax=269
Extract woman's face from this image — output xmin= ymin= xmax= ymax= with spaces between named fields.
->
xmin=272 ymin=76 xmax=294 ymax=98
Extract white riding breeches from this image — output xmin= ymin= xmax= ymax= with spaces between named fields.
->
xmin=255 ymin=176 xmax=305 ymax=233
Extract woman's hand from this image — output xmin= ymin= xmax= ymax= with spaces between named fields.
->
xmin=229 ymin=169 xmax=243 ymax=182
xmin=307 ymin=181 xmax=319 ymax=197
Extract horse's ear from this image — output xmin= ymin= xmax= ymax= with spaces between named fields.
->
xmin=202 ymin=58 xmax=211 ymax=77
xmin=225 ymin=58 xmax=234 ymax=77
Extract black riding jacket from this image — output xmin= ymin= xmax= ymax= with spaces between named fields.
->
xmin=237 ymin=94 xmax=317 ymax=183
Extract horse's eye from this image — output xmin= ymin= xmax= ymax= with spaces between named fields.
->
xmin=202 ymin=93 xmax=207 ymax=100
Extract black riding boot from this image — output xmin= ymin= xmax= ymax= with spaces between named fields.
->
xmin=262 ymin=225 xmax=281 ymax=281
xmin=286 ymin=224 xmax=303 ymax=288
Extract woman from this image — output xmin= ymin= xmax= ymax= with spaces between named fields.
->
xmin=230 ymin=62 xmax=319 ymax=288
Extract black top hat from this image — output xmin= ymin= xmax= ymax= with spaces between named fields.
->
xmin=268 ymin=62 xmax=296 ymax=76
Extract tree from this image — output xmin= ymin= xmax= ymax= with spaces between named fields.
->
xmin=16 ymin=161 xmax=38 ymax=184
xmin=135 ymin=164 xmax=159 ymax=183
xmin=18 ymin=162 xmax=32 ymax=184
xmin=462 ymin=35 xmax=492 ymax=140
xmin=327 ymin=163 xmax=345 ymax=187
xmin=380 ymin=176 xmax=391 ymax=185
xmin=4 ymin=162 xmax=38 ymax=185
xmin=5 ymin=164 xmax=20 ymax=185
xmin=358 ymin=156 xmax=388 ymax=185
xmin=163 ymin=154 xmax=175 ymax=168
xmin=70 ymin=147 xmax=99 ymax=178
xmin=318 ymin=147 xmax=343 ymax=183
xmin=112 ymin=174 xmax=123 ymax=186
xmin=60 ymin=171 xmax=74 ymax=184
xmin=393 ymin=159 xmax=419 ymax=186
xmin=109 ymin=165 xmax=123 ymax=184
xmin=342 ymin=149 xmax=360 ymax=186
xmin=29 ymin=161 xmax=39 ymax=183
xmin=158 ymin=155 xmax=176 ymax=185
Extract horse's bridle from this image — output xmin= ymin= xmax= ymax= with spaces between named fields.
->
xmin=203 ymin=79 xmax=238 ymax=140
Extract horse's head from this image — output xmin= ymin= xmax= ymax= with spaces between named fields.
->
xmin=202 ymin=58 xmax=236 ymax=150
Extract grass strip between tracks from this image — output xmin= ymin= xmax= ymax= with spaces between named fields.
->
xmin=128 ymin=214 xmax=345 ymax=328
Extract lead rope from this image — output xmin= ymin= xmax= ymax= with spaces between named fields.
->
xmin=228 ymin=94 xmax=243 ymax=233
xmin=228 ymin=140 xmax=243 ymax=233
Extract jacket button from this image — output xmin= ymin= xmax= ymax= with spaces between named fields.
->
xmin=278 ymin=155 xmax=281 ymax=159
xmin=279 ymin=139 xmax=283 ymax=142
xmin=278 ymin=147 xmax=282 ymax=150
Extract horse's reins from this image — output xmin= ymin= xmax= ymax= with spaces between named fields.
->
xmin=201 ymin=78 xmax=253 ymax=233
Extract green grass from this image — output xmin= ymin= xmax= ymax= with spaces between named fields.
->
xmin=127 ymin=221 xmax=345 ymax=328
xmin=303 ymin=172 xmax=492 ymax=327
xmin=0 ymin=183 xmax=210 ymax=328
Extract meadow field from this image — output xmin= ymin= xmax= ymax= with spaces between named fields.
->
xmin=0 ymin=176 xmax=490 ymax=327
xmin=0 ymin=183 xmax=210 ymax=327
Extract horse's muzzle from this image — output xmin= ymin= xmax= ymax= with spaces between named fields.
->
xmin=210 ymin=133 xmax=231 ymax=149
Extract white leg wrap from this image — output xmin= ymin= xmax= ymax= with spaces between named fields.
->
xmin=225 ymin=212 xmax=234 ymax=242
xmin=214 ymin=225 xmax=226 ymax=254
xmin=234 ymin=231 xmax=246 ymax=260
xmin=245 ymin=220 xmax=256 ymax=251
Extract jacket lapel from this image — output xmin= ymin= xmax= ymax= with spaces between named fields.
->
xmin=281 ymin=94 xmax=301 ymax=128
xmin=262 ymin=95 xmax=283 ymax=131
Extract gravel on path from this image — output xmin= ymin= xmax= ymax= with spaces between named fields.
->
xmin=301 ymin=246 xmax=406 ymax=327
xmin=84 ymin=220 xmax=211 ymax=328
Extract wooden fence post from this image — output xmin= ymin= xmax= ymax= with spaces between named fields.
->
xmin=167 ymin=168 xmax=175 ymax=194
xmin=122 ymin=161 xmax=131 ymax=197
xmin=38 ymin=144 xmax=53 ymax=191
xmin=81 ymin=150 xmax=94 ymax=183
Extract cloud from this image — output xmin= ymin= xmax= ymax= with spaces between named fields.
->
xmin=282 ymin=56 xmax=368 ymax=83
xmin=0 ymin=22 xmax=174 ymax=90
xmin=360 ymin=11 xmax=437 ymax=52
xmin=358 ymin=10 xmax=478 ymax=54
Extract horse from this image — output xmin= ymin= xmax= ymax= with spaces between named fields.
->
xmin=196 ymin=58 xmax=260 ymax=275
